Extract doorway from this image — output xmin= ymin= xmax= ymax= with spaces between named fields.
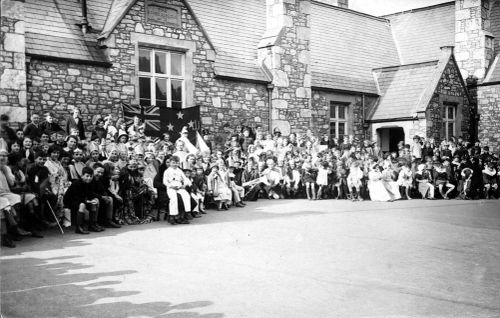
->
xmin=377 ymin=127 xmax=405 ymax=154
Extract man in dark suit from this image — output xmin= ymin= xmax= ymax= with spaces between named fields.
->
xmin=23 ymin=113 xmax=42 ymax=139
xmin=40 ymin=112 xmax=63 ymax=136
xmin=66 ymin=108 xmax=86 ymax=140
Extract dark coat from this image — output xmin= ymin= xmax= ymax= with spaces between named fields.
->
xmin=66 ymin=116 xmax=86 ymax=140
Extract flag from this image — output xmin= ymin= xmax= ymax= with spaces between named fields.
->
xmin=122 ymin=103 xmax=200 ymax=140
xmin=195 ymin=131 xmax=210 ymax=155
xmin=161 ymin=106 xmax=201 ymax=144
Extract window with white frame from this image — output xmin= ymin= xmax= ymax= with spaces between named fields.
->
xmin=329 ymin=101 xmax=348 ymax=141
xmin=138 ymin=47 xmax=185 ymax=109
xmin=442 ymin=103 xmax=456 ymax=140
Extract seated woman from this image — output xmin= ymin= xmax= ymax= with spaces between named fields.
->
xmin=367 ymin=165 xmax=392 ymax=202
xmin=415 ymin=164 xmax=435 ymax=199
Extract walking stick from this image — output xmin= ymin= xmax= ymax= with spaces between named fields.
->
xmin=46 ymin=200 xmax=64 ymax=235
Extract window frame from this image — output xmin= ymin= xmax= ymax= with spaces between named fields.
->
xmin=442 ymin=102 xmax=457 ymax=140
xmin=329 ymin=101 xmax=349 ymax=141
xmin=138 ymin=47 xmax=186 ymax=109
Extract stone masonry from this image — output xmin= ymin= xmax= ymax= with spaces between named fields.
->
xmin=426 ymin=57 xmax=471 ymax=141
xmin=477 ymin=84 xmax=500 ymax=149
xmin=0 ymin=0 xmax=27 ymax=123
xmin=258 ymin=0 xmax=312 ymax=136
xmin=455 ymin=0 xmax=493 ymax=81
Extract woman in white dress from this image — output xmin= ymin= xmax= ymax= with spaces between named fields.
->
xmin=368 ymin=165 xmax=392 ymax=202
xmin=207 ymin=164 xmax=232 ymax=210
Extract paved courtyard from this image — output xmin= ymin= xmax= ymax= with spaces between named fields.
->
xmin=1 ymin=199 xmax=500 ymax=318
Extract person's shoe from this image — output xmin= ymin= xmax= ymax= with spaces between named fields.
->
xmin=16 ymin=228 xmax=32 ymax=236
xmin=240 ymin=202 xmax=246 ymax=206
xmin=185 ymin=213 xmax=193 ymax=220
xmin=31 ymin=231 xmax=44 ymax=238
xmin=62 ymin=219 xmax=71 ymax=228
xmin=235 ymin=202 xmax=245 ymax=207
xmin=88 ymin=224 xmax=101 ymax=232
xmin=175 ymin=218 xmax=189 ymax=224
xmin=191 ymin=212 xmax=202 ymax=218
xmin=1 ymin=235 xmax=16 ymax=248
xmin=105 ymin=220 xmax=121 ymax=228
xmin=43 ymin=221 xmax=58 ymax=228
xmin=11 ymin=234 xmax=22 ymax=241
xmin=199 ymin=210 xmax=207 ymax=214
xmin=222 ymin=203 xmax=229 ymax=210
xmin=75 ymin=226 xmax=89 ymax=234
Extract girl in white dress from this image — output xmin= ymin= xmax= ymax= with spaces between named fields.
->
xmin=316 ymin=161 xmax=329 ymax=200
xmin=368 ymin=165 xmax=392 ymax=202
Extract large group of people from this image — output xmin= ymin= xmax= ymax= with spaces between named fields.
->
xmin=0 ymin=110 xmax=499 ymax=248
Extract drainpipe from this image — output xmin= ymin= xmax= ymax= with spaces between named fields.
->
xmin=80 ymin=0 xmax=89 ymax=34
xmin=267 ymin=83 xmax=274 ymax=133
xmin=362 ymin=93 xmax=366 ymax=140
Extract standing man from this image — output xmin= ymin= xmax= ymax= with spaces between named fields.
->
xmin=23 ymin=113 xmax=42 ymax=140
xmin=66 ymin=108 xmax=86 ymax=140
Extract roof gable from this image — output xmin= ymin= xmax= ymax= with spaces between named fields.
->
xmin=369 ymin=48 xmax=459 ymax=121
xmin=384 ymin=2 xmax=455 ymax=65
xmin=310 ymin=4 xmax=400 ymax=94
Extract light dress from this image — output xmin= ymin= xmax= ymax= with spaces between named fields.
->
xmin=367 ymin=170 xmax=392 ymax=202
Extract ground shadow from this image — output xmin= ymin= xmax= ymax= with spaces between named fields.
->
xmin=1 ymin=255 xmax=224 ymax=318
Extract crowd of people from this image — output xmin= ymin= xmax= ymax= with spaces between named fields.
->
xmin=0 ymin=110 xmax=499 ymax=248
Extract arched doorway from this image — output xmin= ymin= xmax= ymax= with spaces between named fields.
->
xmin=377 ymin=127 xmax=405 ymax=154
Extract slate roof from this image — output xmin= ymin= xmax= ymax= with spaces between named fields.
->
xmin=384 ymin=2 xmax=455 ymax=65
xmin=188 ymin=0 xmax=269 ymax=82
xmin=484 ymin=1 xmax=500 ymax=83
xmin=369 ymin=48 xmax=452 ymax=121
xmin=25 ymin=0 xmax=112 ymax=64
xmin=311 ymin=4 xmax=400 ymax=94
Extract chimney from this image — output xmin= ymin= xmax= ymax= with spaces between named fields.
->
xmin=78 ymin=0 xmax=90 ymax=34
xmin=455 ymin=0 xmax=493 ymax=81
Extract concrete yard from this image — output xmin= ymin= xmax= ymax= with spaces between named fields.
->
xmin=1 ymin=199 xmax=500 ymax=318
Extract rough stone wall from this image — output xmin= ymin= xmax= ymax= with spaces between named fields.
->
xmin=477 ymin=84 xmax=500 ymax=150
xmin=25 ymin=0 xmax=269 ymax=136
xmin=426 ymin=58 xmax=471 ymax=141
xmin=0 ymin=0 xmax=27 ymax=123
xmin=455 ymin=0 xmax=493 ymax=80
xmin=311 ymin=90 xmax=376 ymax=140
xmin=27 ymin=60 xmax=124 ymax=128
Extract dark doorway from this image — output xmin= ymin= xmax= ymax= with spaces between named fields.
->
xmin=378 ymin=127 xmax=405 ymax=153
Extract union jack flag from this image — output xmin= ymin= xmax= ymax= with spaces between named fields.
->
xmin=122 ymin=102 xmax=161 ymax=136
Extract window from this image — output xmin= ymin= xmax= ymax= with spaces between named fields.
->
xmin=442 ymin=103 xmax=456 ymax=140
xmin=138 ymin=47 xmax=185 ymax=109
xmin=329 ymin=101 xmax=348 ymax=141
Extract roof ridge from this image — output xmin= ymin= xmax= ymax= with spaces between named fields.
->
xmin=311 ymin=0 xmax=390 ymax=22
xmin=382 ymin=1 xmax=455 ymax=18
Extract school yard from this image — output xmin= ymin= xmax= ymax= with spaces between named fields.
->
xmin=1 ymin=199 xmax=500 ymax=318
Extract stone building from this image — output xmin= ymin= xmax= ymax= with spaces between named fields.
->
xmin=0 ymin=0 xmax=496 ymax=151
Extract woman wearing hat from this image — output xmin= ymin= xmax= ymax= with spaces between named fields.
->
xmin=415 ymin=163 xmax=435 ymax=199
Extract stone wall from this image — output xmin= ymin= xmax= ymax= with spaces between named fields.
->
xmin=258 ymin=0 xmax=312 ymax=135
xmin=311 ymin=90 xmax=376 ymax=140
xmin=477 ymin=84 xmax=500 ymax=150
xmin=455 ymin=0 xmax=493 ymax=80
xmin=370 ymin=120 xmax=427 ymax=146
xmin=0 ymin=0 xmax=27 ymax=123
xmin=25 ymin=0 xmax=269 ymax=136
xmin=27 ymin=60 xmax=128 ymax=128
xmin=426 ymin=58 xmax=471 ymax=141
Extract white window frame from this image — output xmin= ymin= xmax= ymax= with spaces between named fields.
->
xmin=442 ymin=103 xmax=456 ymax=140
xmin=329 ymin=101 xmax=348 ymax=140
xmin=138 ymin=47 xmax=186 ymax=109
